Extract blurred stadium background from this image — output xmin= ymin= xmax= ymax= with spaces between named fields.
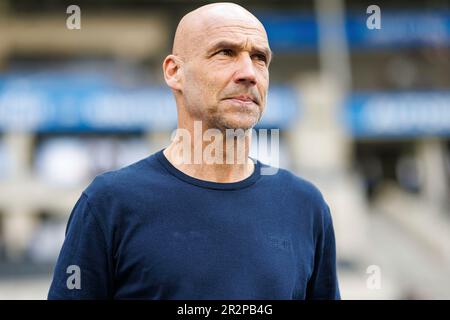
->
xmin=0 ymin=0 xmax=449 ymax=299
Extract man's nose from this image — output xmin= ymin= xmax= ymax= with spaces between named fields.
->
xmin=234 ymin=53 xmax=257 ymax=86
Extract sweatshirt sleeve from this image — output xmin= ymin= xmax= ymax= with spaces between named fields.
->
xmin=305 ymin=205 xmax=341 ymax=300
xmin=48 ymin=192 xmax=113 ymax=299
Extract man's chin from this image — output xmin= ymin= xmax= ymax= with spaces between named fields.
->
xmin=221 ymin=121 xmax=258 ymax=132
xmin=217 ymin=114 xmax=260 ymax=131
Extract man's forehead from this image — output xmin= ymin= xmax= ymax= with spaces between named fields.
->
xmin=206 ymin=25 xmax=267 ymax=42
xmin=205 ymin=22 xmax=267 ymax=37
xmin=200 ymin=10 xmax=267 ymax=36
xmin=199 ymin=17 xmax=270 ymax=48
xmin=173 ymin=3 xmax=269 ymax=56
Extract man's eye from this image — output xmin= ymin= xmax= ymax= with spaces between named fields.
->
xmin=217 ymin=49 xmax=233 ymax=56
xmin=253 ymin=54 xmax=267 ymax=63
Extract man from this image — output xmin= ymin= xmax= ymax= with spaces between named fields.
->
xmin=48 ymin=2 xmax=340 ymax=299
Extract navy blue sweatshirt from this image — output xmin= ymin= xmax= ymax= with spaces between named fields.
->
xmin=48 ymin=149 xmax=340 ymax=299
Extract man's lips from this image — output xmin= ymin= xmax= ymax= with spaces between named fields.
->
xmin=224 ymin=95 xmax=259 ymax=105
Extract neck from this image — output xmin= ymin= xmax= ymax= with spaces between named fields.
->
xmin=163 ymin=121 xmax=255 ymax=183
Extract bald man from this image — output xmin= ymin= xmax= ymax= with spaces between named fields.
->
xmin=48 ymin=3 xmax=340 ymax=300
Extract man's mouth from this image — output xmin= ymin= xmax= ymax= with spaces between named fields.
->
xmin=225 ymin=95 xmax=259 ymax=105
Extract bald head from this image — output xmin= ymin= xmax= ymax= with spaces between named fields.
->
xmin=163 ymin=2 xmax=271 ymax=132
xmin=172 ymin=2 xmax=269 ymax=60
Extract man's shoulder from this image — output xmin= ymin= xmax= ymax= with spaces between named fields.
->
xmin=83 ymin=152 xmax=160 ymax=201
xmin=265 ymin=165 xmax=333 ymax=227
xmin=261 ymin=162 xmax=326 ymax=206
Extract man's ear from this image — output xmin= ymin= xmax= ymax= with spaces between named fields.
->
xmin=163 ymin=55 xmax=183 ymax=91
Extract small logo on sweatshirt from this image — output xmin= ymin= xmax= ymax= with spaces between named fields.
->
xmin=268 ymin=235 xmax=292 ymax=252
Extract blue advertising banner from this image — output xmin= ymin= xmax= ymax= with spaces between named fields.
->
xmin=344 ymin=92 xmax=450 ymax=138
xmin=257 ymin=10 xmax=450 ymax=51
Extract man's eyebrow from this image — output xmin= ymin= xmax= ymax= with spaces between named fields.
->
xmin=207 ymin=40 xmax=272 ymax=61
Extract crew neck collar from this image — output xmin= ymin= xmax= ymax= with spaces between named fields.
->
xmin=155 ymin=148 xmax=261 ymax=190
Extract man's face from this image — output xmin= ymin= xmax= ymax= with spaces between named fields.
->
xmin=180 ymin=17 xmax=271 ymax=131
